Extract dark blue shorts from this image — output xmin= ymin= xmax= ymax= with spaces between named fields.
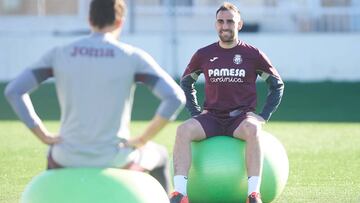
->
xmin=193 ymin=111 xmax=247 ymax=138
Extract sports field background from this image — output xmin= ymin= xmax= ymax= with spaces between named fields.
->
xmin=1 ymin=81 xmax=360 ymax=203
xmin=1 ymin=81 xmax=360 ymax=122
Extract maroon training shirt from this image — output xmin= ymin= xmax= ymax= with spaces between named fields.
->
xmin=182 ymin=40 xmax=281 ymax=113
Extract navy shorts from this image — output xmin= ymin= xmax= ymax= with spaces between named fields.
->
xmin=193 ymin=111 xmax=248 ymax=138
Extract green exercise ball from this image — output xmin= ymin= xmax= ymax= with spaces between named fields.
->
xmin=21 ymin=168 xmax=169 ymax=203
xmin=188 ymin=132 xmax=289 ymax=203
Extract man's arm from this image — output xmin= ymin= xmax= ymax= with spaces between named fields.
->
xmin=31 ymin=124 xmax=61 ymax=145
xmin=257 ymin=72 xmax=284 ymax=121
xmin=4 ymin=68 xmax=60 ymax=145
xmin=126 ymin=115 xmax=169 ymax=148
xmin=127 ymin=74 xmax=185 ymax=148
xmin=180 ymin=71 xmax=202 ymax=117
xmin=126 ymin=49 xmax=186 ymax=148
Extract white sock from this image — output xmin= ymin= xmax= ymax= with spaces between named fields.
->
xmin=174 ymin=175 xmax=188 ymax=195
xmin=248 ymin=176 xmax=261 ymax=196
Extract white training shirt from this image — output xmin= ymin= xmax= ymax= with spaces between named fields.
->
xmin=5 ymin=32 xmax=185 ymax=167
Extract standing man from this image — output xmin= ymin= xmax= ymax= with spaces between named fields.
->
xmin=4 ymin=0 xmax=185 ymax=194
xmin=170 ymin=2 xmax=284 ymax=203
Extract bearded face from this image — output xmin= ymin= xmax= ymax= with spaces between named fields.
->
xmin=215 ymin=10 xmax=242 ymax=44
xmin=219 ymin=29 xmax=235 ymax=43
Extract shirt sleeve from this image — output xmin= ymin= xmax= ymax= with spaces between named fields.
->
xmin=134 ymin=49 xmax=185 ymax=121
xmin=4 ymin=48 xmax=55 ymax=128
xmin=256 ymin=50 xmax=281 ymax=79
xmin=182 ymin=51 xmax=202 ymax=78
xmin=256 ymin=50 xmax=284 ymax=121
xmin=181 ymin=51 xmax=203 ymax=117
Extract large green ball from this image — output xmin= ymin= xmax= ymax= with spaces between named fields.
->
xmin=188 ymin=132 xmax=289 ymax=203
xmin=21 ymin=168 xmax=169 ymax=203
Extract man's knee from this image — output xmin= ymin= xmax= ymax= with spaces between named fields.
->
xmin=235 ymin=120 xmax=262 ymax=141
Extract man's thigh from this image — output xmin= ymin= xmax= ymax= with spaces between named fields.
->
xmin=178 ymin=117 xmax=207 ymax=141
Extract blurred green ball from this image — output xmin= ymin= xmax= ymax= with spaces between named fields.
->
xmin=21 ymin=168 xmax=169 ymax=203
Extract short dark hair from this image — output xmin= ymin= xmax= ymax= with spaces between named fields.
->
xmin=216 ymin=2 xmax=241 ymax=19
xmin=89 ymin=0 xmax=126 ymax=29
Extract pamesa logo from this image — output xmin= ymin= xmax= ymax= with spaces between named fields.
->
xmin=208 ymin=67 xmax=246 ymax=83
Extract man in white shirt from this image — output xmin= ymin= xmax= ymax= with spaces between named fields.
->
xmin=4 ymin=0 xmax=185 ymax=193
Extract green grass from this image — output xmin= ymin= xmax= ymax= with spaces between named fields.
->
xmin=1 ymin=121 xmax=359 ymax=203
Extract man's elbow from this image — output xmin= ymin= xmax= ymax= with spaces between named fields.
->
xmin=180 ymin=75 xmax=195 ymax=90
xmin=4 ymin=83 xmax=15 ymax=101
xmin=180 ymin=79 xmax=188 ymax=90
xmin=273 ymin=78 xmax=284 ymax=91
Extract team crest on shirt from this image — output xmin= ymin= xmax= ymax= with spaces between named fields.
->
xmin=233 ymin=54 xmax=242 ymax=65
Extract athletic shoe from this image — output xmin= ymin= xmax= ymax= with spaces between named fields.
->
xmin=246 ymin=192 xmax=262 ymax=203
xmin=169 ymin=191 xmax=189 ymax=203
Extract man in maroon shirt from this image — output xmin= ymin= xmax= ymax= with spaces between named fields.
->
xmin=170 ymin=2 xmax=284 ymax=203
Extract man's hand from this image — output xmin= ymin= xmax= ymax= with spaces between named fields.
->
xmin=125 ymin=115 xmax=169 ymax=149
xmin=246 ymin=112 xmax=266 ymax=124
xmin=125 ymin=136 xmax=147 ymax=149
xmin=31 ymin=124 xmax=61 ymax=145
xmin=39 ymin=133 xmax=61 ymax=145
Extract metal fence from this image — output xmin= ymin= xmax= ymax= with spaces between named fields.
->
xmin=129 ymin=4 xmax=360 ymax=33
xmin=0 ymin=0 xmax=360 ymax=33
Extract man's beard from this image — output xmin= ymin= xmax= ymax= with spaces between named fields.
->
xmin=218 ymin=30 xmax=235 ymax=43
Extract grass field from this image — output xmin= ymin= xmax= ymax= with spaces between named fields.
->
xmin=0 ymin=120 xmax=359 ymax=203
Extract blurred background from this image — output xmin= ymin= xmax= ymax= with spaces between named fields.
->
xmin=0 ymin=0 xmax=359 ymax=122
